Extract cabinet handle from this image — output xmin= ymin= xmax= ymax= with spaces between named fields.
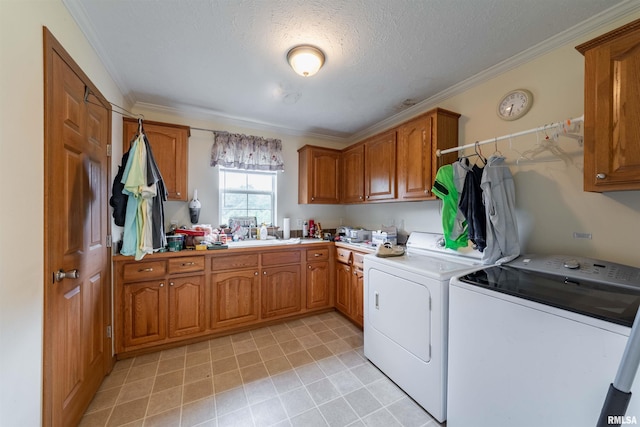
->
xmin=181 ymin=262 xmax=195 ymax=266
xmin=596 ymin=173 xmax=607 ymax=180
xmin=353 ymin=270 xmax=357 ymax=275
xmin=263 ymin=271 xmax=267 ymax=275
xmin=169 ymin=282 xmax=174 ymax=286
xmin=311 ymin=197 xmax=315 ymax=201
xmin=139 ymin=267 xmax=153 ymax=272
xmin=308 ymin=265 xmax=312 ymax=269
xmin=359 ymin=196 xmax=363 ymax=200
xmin=254 ymin=271 xmax=259 ymax=276
xmin=159 ymin=283 xmax=164 ymax=287
xmin=314 ymin=253 xmax=321 ymax=257
xmin=176 ymin=192 xmax=181 ymax=196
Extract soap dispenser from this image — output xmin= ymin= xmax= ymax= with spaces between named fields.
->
xmin=259 ymin=223 xmax=268 ymax=240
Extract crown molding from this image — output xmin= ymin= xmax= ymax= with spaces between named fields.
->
xmin=134 ymin=102 xmax=351 ymax=143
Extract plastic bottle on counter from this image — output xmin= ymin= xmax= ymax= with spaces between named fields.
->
xmin=303 ymin=221 xmax=309 ymax=238
xmin=259 ymin=223 xmax=268 ymax=240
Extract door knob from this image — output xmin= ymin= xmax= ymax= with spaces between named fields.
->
xmin=54 ymin=269 xmax=79 ymax=282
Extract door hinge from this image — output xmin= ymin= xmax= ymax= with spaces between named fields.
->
xmin=106 ymin=144 xmax=112 ymax=157
xmin=106 ymin=234 xmax=112 ymax=248
xmin=106 ymin=325 xmax=112 ymax=338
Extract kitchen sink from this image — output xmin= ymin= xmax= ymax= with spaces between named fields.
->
xmin=225 ymin=238 xmax=302 ymax=248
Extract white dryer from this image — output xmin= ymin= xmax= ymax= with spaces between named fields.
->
xmin=363 ymin=232 xmax=484 ymax=423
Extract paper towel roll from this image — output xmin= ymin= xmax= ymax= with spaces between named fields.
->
xmin=283 ymin=218 xmax=291 ymax=240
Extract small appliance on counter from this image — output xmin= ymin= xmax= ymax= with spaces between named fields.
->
xmin=188 ymin=190 xmax=201 ymax=224
xmin=372 ymin=226 xmax=397 ymax=246
xmin=347 ymin=228 xmax=371 ymax=243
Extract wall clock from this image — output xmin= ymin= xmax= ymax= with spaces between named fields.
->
xmin=496 ymin=89 xmax=533 ymax=121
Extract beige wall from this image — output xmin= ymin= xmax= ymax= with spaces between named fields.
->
xmin=0 ymin=1 xmax=124 ymax=425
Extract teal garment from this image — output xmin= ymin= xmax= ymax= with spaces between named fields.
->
xmin=120 ymin=136 xmax=149 ymax=260
xmin=432 ymin=165 xmax=468 ymax=249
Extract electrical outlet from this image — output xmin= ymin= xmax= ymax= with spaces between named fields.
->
xmin=297 ymin=219 xmax=303 ymax=227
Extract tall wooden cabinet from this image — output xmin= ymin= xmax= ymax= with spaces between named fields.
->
xmin=576 ymin=19 xmax=640 ymax=192
xmin=298 ymin=145 xmax=341 ymax=204
xmin=306 ymin=248 xmax=332 ymax=309
xmin=398 ymin=109 xmax=460 ymax=200
xmin=123 ymin=118 xmax=190 ymax=201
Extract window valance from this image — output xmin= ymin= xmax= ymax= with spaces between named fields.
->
xmin=210 ymin=132 xmax=284 ymax=171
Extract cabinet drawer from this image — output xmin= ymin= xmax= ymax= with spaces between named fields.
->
xmin=335 ymin=248 xmax=353 ymax=265
xmin=262 ymin=250 xmax=301 ymax=266
xmin=306 ymin=248 xmax=329 ymax=261
xmin=122 ymin=260 xmax=167 ymax=282
xmin=211 ymin=254 xmax=259 ymax=270
xmin=169 ymin=256 xmax=205 ymax=274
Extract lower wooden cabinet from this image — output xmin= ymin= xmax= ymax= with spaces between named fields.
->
xmin=210 ymin=269 xmax=260 ymax=328
xmin=334 ymin=247 xmax=366 ymax=327
xmin=167 ymin=275 xmax=205 ymax=337
xmin=306 ymin=248 xmax=332 ymax=309
xmin=335 ymin=262 xmax=352 ymax=314
xmin=261 ymin=265 xmax=302 ymax=318
xmin=122 ymin=274 xmax=205 ymax=349
xmin=122 ymin=280 xmax=167 ymax=348
xmin=115 ymin=244 xmax=339 ymax=356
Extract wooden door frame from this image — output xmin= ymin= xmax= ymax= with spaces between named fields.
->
xmin=42 ymin=26 xmax=114 ymax=426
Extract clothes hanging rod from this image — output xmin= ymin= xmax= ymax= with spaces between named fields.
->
xmin=191 ymin=126 xmax=228 ymax=134
xmin=436 ymin=115 xmax=584 ymax=157
xmin=83 ymin=86 xmax=143 ymax=120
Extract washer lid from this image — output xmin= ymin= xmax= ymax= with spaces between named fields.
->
xmin=458 ymin=265 xmax=640 ymax=327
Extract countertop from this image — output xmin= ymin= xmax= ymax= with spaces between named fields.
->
xmin=113 ymin=238 xmax=383 ymax=261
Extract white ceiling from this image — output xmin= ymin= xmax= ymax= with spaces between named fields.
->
xmin=64 ymin=0 xmax=636 ymax=141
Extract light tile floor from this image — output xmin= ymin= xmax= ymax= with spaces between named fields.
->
xmin=80 ymin=311 xmax=442 ymax=427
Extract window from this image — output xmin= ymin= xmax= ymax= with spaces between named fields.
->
xmin=219 ymin=168 xmax=277 ymax=226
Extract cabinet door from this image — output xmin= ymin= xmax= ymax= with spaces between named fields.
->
xmin=335 ymin=263 xmax=351 ymax=315
xmin=364 ymin=130 xmax=397 ymax=201
xmin=123 ymin=280 xmax=167 ymax=348
xmin=298 ymin=146 xmax=340 ymax=204
xmin=577 ymin=20 xmax=640 ymax=192
xmin=123 ymin=118 xmax=190 ymax=200
xmin=306 ymin=261 xmax=331 ymax=309
xmin=168 ymin=275 xmax=205 ymax=338
xmin=261 ymin=265 xmax=301 ymax=318
xmin=341 ymin=144 xmax=365 ymax=203
xmin=211 ymin=269 xmax=260 ymax=328
xmin=351 ymin=268 xmax=364 ymax=327
xmin=398 ymin=115 xmax=433 ymax=200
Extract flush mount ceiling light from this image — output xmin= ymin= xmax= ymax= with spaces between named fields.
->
xmin=287 ymin=45 xmax=325 ymax=77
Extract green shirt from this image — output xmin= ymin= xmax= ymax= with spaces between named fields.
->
xmin=432 ymin=165 xmax=468 ymax=249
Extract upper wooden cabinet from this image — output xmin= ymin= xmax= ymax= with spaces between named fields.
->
xmin=364 ymin=130 xmax=397 ymax=202
xmin=298 ymin=145 xmax=341 ymax=204
xmin=341 ymin=144 xmax=365 ymax=203
xmin=123 ymin=118 xmax=190 ymax=201
xmin=398 ymin=108 xmax=460 ymax=200
xmin=576 ymin=19 xmax=640 ymax=192
xmin=298 ymin=107 xmax=460 ymax=204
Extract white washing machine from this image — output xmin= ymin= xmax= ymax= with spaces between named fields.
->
xmin=448 ymin=255 xmax=640 ymax=427
xmin=363 ymin=232 xmax=484 ymax=423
